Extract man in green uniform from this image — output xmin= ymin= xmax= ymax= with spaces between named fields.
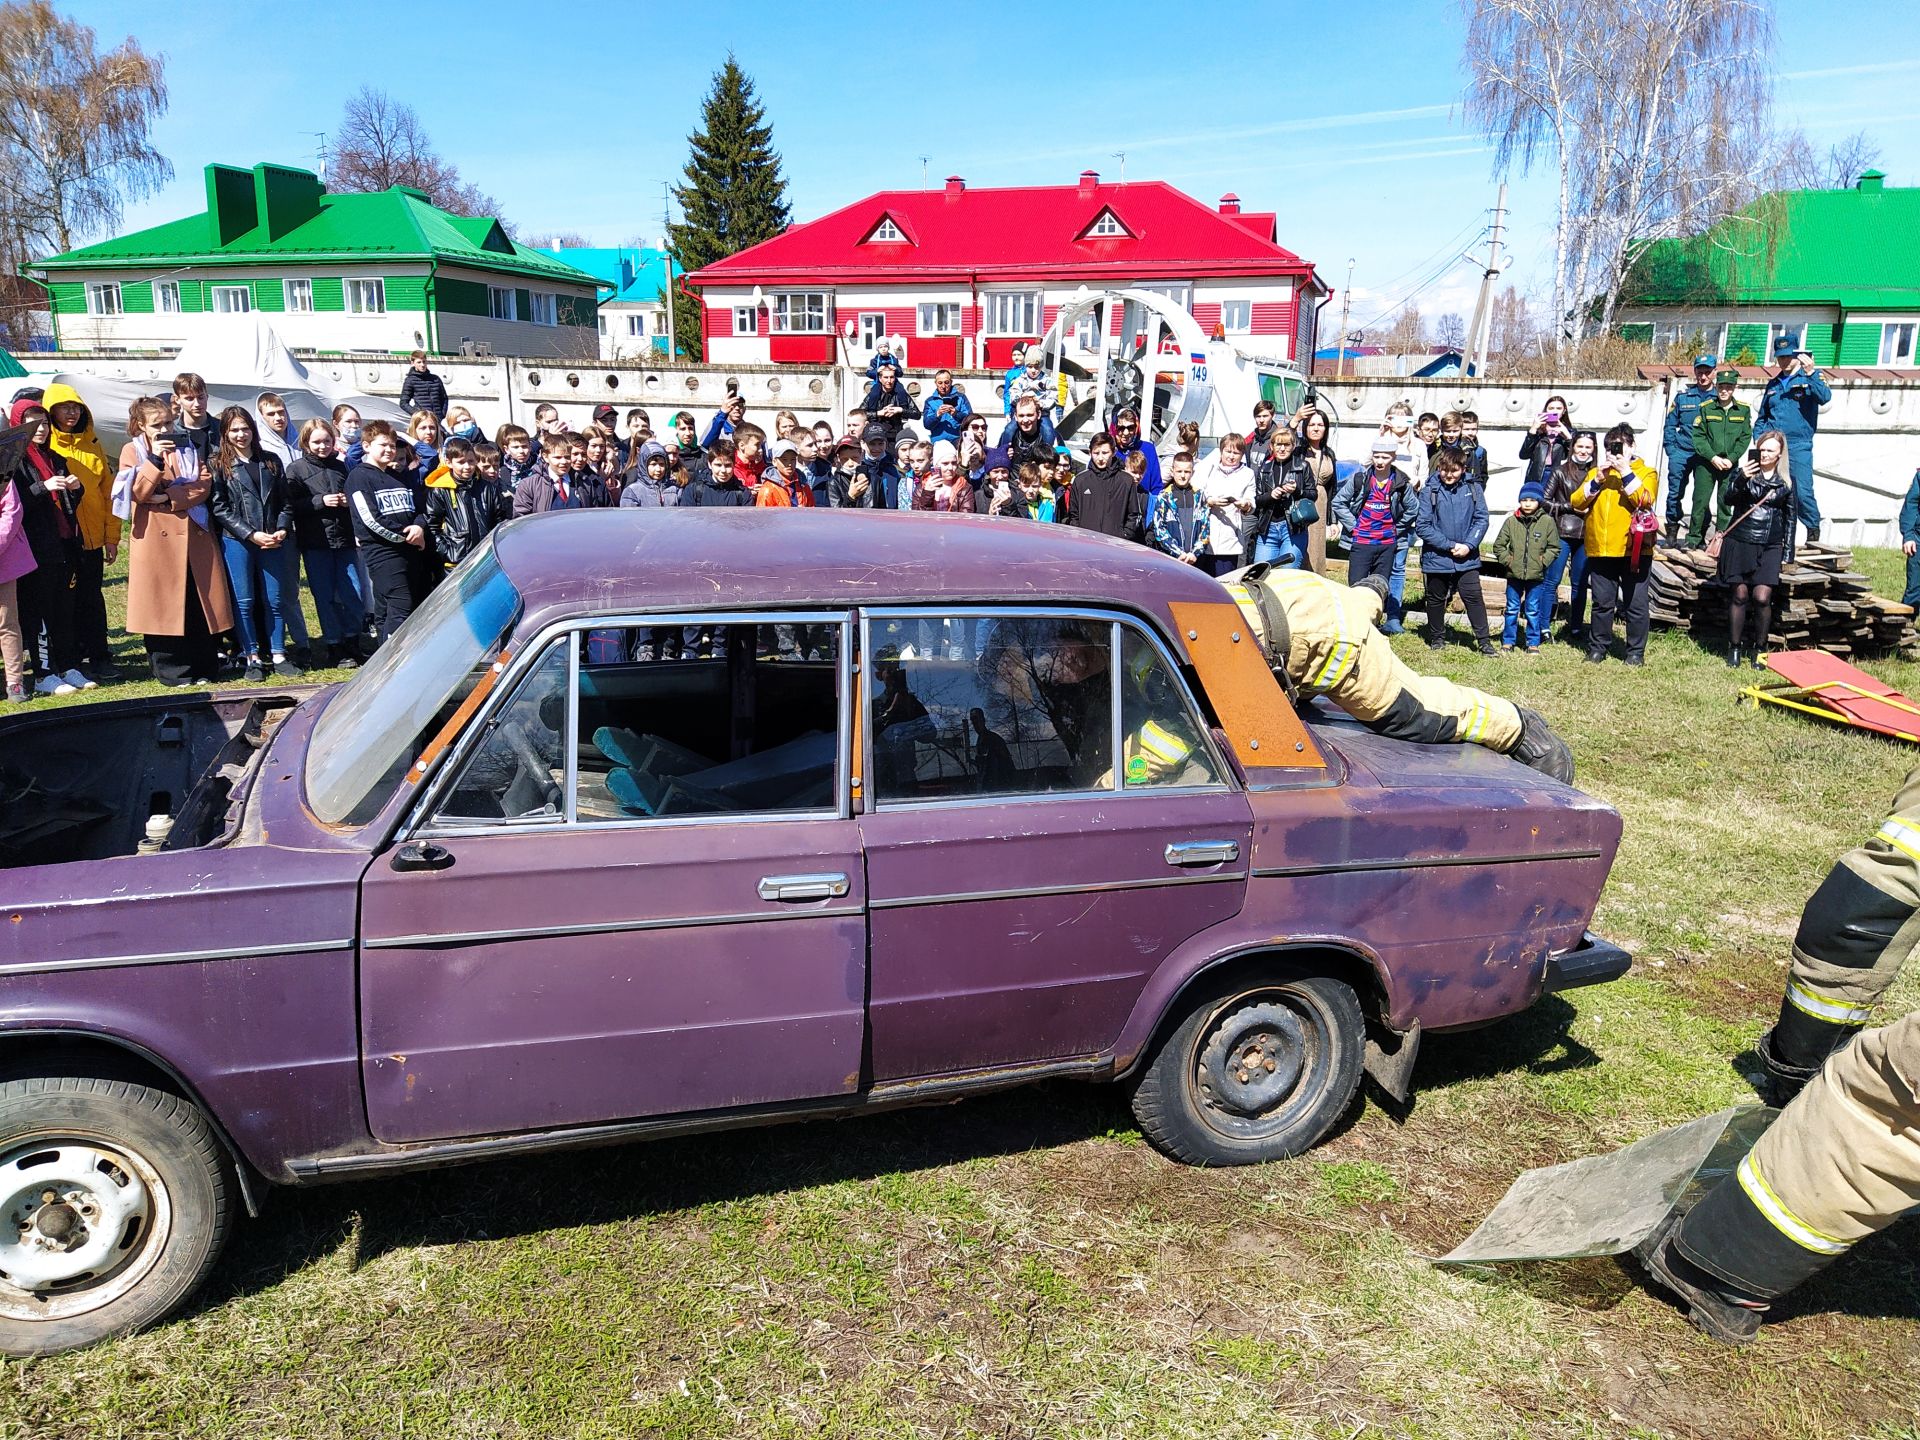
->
xmin=1686 ymin=369 xmax=1753 ymax=549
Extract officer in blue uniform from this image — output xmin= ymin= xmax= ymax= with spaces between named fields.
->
xmin=1662 ymin=354 xmax=1718 ymax=543
xmin=1756 ymin=335 xmax=1832 ymax=543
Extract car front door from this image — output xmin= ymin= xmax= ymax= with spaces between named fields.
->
xmin=857 ymin=609 xmax=1253 ymax=1083
xmin=356 ymin=616 xmax=866 ymax=1145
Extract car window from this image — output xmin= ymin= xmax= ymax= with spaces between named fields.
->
xmin=435 ymin=641 xmax=569 ymax=824
xmin=1117 ymin=628 xmax=1222 ymax=789
xmin=573 ymin=620 xmax=842 ymax=822
xmin=870 ymin=614 xmax=1115 ymax=804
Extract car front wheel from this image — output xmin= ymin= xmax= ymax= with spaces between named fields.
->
xmin=0 ymin=1075 xmax=232 ymax=1356
xmin=1131 ymin=969 xmax=1365 ymax=1165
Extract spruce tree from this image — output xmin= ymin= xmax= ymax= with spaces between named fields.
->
xmin=665 ymin=58 xmax=790 ymax=358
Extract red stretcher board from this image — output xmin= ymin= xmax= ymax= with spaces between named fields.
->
xmin=1742 ymin=651 xmax=1920 ymax=744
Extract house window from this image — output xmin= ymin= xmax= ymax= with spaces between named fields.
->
xmin=917 ymin=302 xmax=962 ymax=336
xmin=732 ymin=306 xmax=757 ymax=336
xmin=1088 ymin=211 xmax=1126 ymax=238
xmin=596 ymin=315 xmax=607 ymax=336
xmin=1073 ymin=313 xmax=1100 ymax=352
xmin=528 ymin=292 xmax=556 ymax=326
xmin=347 ymin=278 xmax=385 ymax=315
xmin=1219 ymin=299 xmax=1252 ymax=335
xmin=1878 ymin=321 xmax=1917 ymax=367
xmin=84 ymin=282 xmax=121 ymax=316
xmin=770 ymin=292 xmax=828 ymax=334
xmin=489 ymin=285 xmax=517 ymax=321
xmin=211 ymin=284 xmax=252 ymax=315
xmin=983 ymin=291 xmax=1040 ymax=336
xmin=1651 ymin=320 xmax=1724 ymax=354
xmin=284 ymin=278 xmax=313 ymax=313
xmin=156 ymin=281 xmax=181 ymax=314
xmin=869 ymin=218 xmax=905 ymax=243
xmin=626 ymin=313 xmax=648 ymax=338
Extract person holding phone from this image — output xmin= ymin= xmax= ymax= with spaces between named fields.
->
xmin=120 ymin=395 xmax=234 ymax=686
xmin=210 ymin=406 xmax=300 ymax=681
xmin=920 ymin=370 xmax=972 ymax=443
xmin=1519 ymin=394 xmax=1576 ymax=489
xmin=1717 ymin=430 xmax=1795 ymax=669
xmin=1569 ymin=422 xmax=1656 ymax=666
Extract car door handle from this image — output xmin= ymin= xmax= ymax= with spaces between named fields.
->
xmin=391 ymin=841 xmax=456 ymax=873
xmin=1164 ymin=840 xmax=1240 ymax=867
xmin=757 ymin=872 xmax=851 ymax=902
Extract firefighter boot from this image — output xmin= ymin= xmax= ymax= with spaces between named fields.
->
xmin=1634 ymin=1214 xmax=1766 ymax=1345
xmin=1755 ymin=997 xmax=1856 ymax=1108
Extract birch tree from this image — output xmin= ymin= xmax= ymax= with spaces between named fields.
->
xmin=1460 ymin=0 xmax=1774 ymax=349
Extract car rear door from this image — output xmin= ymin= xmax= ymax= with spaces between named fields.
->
xmin=356 ymin=615 xmax=866 ymax=1144
xmin=856 ymin=608 xmax=1252 ymax=1083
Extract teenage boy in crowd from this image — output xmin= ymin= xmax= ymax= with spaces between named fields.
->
xmin=665 ymin=411 xmax=711 ymax=490
xmin=426 ymin=437 xmax=504 ymax=568
xmin=845 ymin=423 xmax=895 ymax=508
xmin=1416 ymin=451 xmax=1495 ymax=654
xmin=827 ymin=440 xmax=872 ymax=509
xmin=399 ymin=351 xmax=449 ymax=419
xmin=1333 ymin=437 xmax=1416 ymax=607
xmin=531 ymin=403 xmax=564 ymax=457
xmin=1064 ymin=431 xmax=1146 ymax=543
xmin=1150 ymin=452 xmax=1209 ymax=567
xmin=255 ymin=393 xmax=297 ymax=467
xmin=1460 ymin=410 xmax=1488 ymax=489
xmin=513 ymin=433 xmax=603 ymax=515
xmin=756 ymin=439 xmax=816 ymax=508
xmin=701 ymin=393 xmax=746 ymax=449
xmin=348 ymin=420 xmax=435 ymax=641
xmin=172 ymin=372 xmax=219 ymax=465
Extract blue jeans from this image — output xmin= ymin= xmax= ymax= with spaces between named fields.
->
xmin=303 ymin=546 xmax=365 ymax=646
xmin=1385 ymin=532 xmax=1414 ymax=629
xmin=1503 ymin=580 xmax=1542 ymax=647
xmin=1539 ymin=539 xmax=1588 ymax=637
xmin=222 ymin=534 xmax=298 ymax=659
xmin=1786 ymin=440 xmax=1819 ymax=531
xmin=1252 ymin=524 xmax=1307 ymax=568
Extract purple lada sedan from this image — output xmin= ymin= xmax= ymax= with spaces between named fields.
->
xmin=0 ymin=509 xmax=1627 ymax=1353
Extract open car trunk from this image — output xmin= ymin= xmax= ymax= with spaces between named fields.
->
xmin=0 ymin=690 xmax=308 ymax=868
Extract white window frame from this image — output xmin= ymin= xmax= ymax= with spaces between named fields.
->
xmin=626 ymin=313 xmax=648 ymax=338
xmin=1073 ymin=313 xmax=1100 ymax=352
xmin=1088 ymin=210 xmax=1126 ymax=238
xmin=917 ymin=302 xmax=962 ymax=337
xmin=210 ymin=284 xmax=252 ymax=315
xmin=1218 ymin=299 xmax=1252 ymax=335
xmin=155 ymin=281 xmax=181 ymax=315
xmin=347 ymin=277 xmax=386 ymax=315
xmin=489 ymin=284 xmax=517 ymax=321
xmin=732 ymin=306 xmax=757 ymax=337
xmin=869 ymin=218 xmax=905 ymax=243
xmin=84 ymin=281 xmax=122 ymax=317
xmin=528 ymin=291 xmax=557 ymax=326
xmin=983 ymin=291 xmax=1041 ymax=337
xmin=769 ymin=291 xmax=828 ymax=335
xmin=284 ymin=278 xmax=313 ymax=313
xmin=1877 ymin=319 xmax=1918 ymax=367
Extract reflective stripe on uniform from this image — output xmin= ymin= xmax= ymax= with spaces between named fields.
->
xmin=1736 ymin=1153 xmax=1851 ymax=1256
xmin=1875 ymin=817 xmax=1920 ymax=864
xmin=1137 ymin=720 xmax=1191 ymax=765
xmin=1785 ymin=980 xmax=1873 ymax=1024
xmin=1460 ymin=694 xmax=1488 ymax=743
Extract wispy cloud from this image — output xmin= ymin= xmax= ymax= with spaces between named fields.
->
xmin=1782 ymin=59 xmax=1920 ymax=81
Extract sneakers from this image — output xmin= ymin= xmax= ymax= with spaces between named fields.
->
xmin=243 ymin=662 xmax=266 ymax=683
xmin=34 ymin=673 xmax=76 ymax=696
xmin=1634 ymin=1216 xmax=1766 ymax=1346
xmin=62 ymin=668 xmax=97 ymax=691
xmin=271 ymin=655 xmax=302 ymax=679
xmin=5 ymin=684 xmax=27 ymax=704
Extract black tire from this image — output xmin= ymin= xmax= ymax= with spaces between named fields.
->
xmin=0 ymin=1075 xmax=231 ymax=1356
xmin=1131 ymin=969 xmax=1365 ymax=1165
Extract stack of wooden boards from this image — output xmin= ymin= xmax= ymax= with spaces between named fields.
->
xmin=1647 ymin=542 xmax=1920 ymax=659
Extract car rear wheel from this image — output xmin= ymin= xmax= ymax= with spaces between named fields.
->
xmin=0 ymin=1075 xmax=231 ymax=1356
xmin=1131 ymin=969 xmax=1364 ymax=1165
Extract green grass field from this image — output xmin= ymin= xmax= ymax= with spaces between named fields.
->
xmin=2 ymin=552 xmax=1917 ymax=1439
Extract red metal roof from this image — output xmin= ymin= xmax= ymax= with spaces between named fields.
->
xmin=686 ymin=179 xmax=1318 ymax=290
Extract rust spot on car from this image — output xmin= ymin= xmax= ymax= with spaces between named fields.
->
xmin=405 ymin=1072 xmax=417 ymax=1096
xmin=7 ymin=914 xmax=18 ymax=924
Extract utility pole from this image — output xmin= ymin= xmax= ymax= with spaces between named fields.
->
xmin=918 ymin=155 xmax=929 ymax=188
xmin=661 ymin=179 xmax=676 ymax=361
xmin=1337 ymin=258 xmax=1355 ymax=379
xmin=304 ymin=132 xmax=327 ymax=184
xmin=1464 ymin=183 xmax=1507 ymax=379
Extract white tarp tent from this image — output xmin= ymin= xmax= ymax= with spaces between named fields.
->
xmin=19 ymin=316 xmax=406 ymax=435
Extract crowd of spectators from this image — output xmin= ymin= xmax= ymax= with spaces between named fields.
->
xmin=0 ymin=340 xmax=1837 ymax=702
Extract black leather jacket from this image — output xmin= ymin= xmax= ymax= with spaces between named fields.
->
xmin=427 ymin=479 xmax=505 ymax=565
xmin=286 ymin=454 xmax=356 ymax=550
xmin=1252 ymin=452 xmax=1314 ymax=533
xmin=1724 ymin=467 xmax=1795 ymax=556
xmin=211 ymin=457 xmax=292 ymax=544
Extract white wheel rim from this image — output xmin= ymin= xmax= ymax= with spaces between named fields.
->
xmin=0 ymin=1137 xmax=172 ymax=1322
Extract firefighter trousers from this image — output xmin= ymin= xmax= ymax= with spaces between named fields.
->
xmin=1225 ymin=567 xmax=1522 ymax=753
xmin=1773 ymin=769 xmax=1920 ymax=1069
xmin=1676 ymin=1008 xmax=1920 ymax=1298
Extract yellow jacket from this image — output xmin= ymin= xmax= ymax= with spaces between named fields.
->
xmin=44 ymin=381 xmax=122 ymax=550
xmin=1569 ymin=457 xmax=1655 ymax=558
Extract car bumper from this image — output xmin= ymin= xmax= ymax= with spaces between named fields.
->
xmin=1542 ymin=932 xmax=1633 ymax=993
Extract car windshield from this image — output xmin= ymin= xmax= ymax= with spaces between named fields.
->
xmin=305 ymin=544 xmax=522 ymax=826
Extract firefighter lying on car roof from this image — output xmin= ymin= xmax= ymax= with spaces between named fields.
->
xmin=1222 ymin=562 xmax=1574 ymax=783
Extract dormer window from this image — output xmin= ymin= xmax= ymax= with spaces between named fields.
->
xmin=865 ymin=216 xmax=907 ymax=244
xmin=1086 ymin=209 xmax=1129 ymax=238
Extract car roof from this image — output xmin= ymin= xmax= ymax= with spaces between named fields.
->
xmin=490 ymin=508 xmax=1231 ymax=623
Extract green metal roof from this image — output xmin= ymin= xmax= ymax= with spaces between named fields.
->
xmin=29 ymin=162 xmax=595 ymax=288
xmin=1624 ymin=174 xmax=1920 ymax=311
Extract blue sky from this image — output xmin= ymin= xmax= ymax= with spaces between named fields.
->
xmin=67 ymin=1 xmax=1920 ymax=335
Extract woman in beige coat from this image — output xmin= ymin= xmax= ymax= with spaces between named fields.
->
xmin=121 ymin=397 xmax=233 ymax=685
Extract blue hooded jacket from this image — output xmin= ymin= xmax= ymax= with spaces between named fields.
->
xmin=1415 ymin=476 xmax=1489 ymax=573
